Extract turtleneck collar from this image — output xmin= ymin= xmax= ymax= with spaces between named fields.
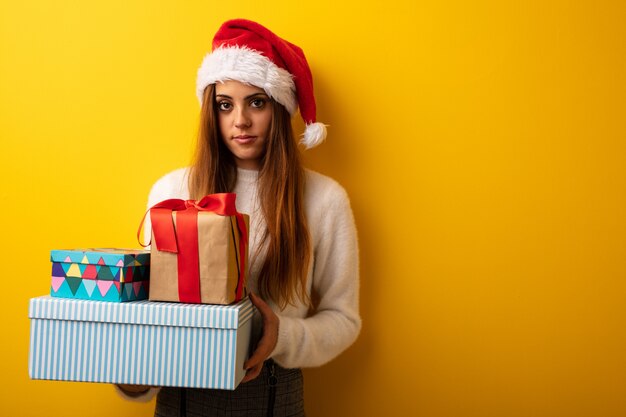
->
xmin=237 ymin=167 xmax=259 ymax=184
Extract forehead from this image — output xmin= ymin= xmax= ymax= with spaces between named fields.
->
xmin=215 ymin=80 xmax=266 ymax=96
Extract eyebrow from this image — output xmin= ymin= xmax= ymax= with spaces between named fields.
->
xmin=215 ymin=92 xmax=269 ymax=100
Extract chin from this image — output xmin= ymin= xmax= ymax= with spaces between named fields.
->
xmin=234 ymin=154 xmax=262 ymax=167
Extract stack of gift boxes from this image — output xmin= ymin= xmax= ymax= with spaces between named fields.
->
xmin=28 ymin=193 xmax=253 ymax=390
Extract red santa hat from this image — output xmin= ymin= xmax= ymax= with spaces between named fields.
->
xmin=196 ymin=19 xmax=327 ymax=149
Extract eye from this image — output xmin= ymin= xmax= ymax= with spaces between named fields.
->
xmin=218 ymin=101 xmax=232 ymax=111
xmin=250 ymin=98 xmax=266 ymax=108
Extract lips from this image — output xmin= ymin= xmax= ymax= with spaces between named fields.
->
xmin=233 ymin=135 xmax=257 ymax=144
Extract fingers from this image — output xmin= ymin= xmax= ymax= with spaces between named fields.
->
xmin=244 ymin=329 xmax=275 ymax=370
xmin=117 ymin=384 xmax=150 ymax=393
xmin=243 ymin=293 xmax=279 ymax=373
xmin=117 ymin=384 xmax=151 ymax=397
xmin=249 ymin=292 xmax=273 ymax=320
xmin=249 ymin=293 xmax=279 ymax=336
xmin=241 ymin=361 xmax=263 ymax=383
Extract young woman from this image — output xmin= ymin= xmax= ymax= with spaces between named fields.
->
xmin=117 ymin=19 xmax=361 ymax=416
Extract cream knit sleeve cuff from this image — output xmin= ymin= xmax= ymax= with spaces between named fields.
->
xmin=270 ymin=313 xmax=289 ymax=360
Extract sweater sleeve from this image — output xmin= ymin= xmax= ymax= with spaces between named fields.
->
xmin=142 ymin=168 xmax=190 ymax=245
xmin=271 ymin=185 xmax=361 ymax=368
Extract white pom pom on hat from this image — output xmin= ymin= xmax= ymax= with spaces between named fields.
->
xmin=301 ymin=122 xmax=327 ymax=149
xmin=196 ymin=19 xmax=327 ymax=149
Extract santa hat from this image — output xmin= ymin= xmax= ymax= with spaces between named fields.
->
xmin=196 ymin=19 xmax=327 ymax=149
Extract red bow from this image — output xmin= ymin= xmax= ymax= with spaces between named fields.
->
xmin=138 ymin=193 xmax=248 ymax=303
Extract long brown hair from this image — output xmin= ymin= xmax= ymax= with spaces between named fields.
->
xmin=189 ymin=84 xmax=311 ymax=308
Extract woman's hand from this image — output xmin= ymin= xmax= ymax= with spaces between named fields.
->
xmin=116 ymin=384 xmax=151 ymax=396
xmin=241 ymin=292 xmax=279 ymax=383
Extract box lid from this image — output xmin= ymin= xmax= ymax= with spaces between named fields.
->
xmin=28 ymin=296 xmax=253 ymax=330
xmin=50 ymin=248 xmax=150 ymax=267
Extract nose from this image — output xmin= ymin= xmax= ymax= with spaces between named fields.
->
xmin=234 ymin=107 xmax=251 ymax=129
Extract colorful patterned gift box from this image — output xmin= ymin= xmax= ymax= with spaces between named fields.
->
xmin=50 ymin=249 xmax=150 ymax=302
xmin=28 ymin=295 xmax=254 ymax=390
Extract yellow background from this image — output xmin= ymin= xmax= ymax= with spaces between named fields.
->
xmin=2 ymin=1 xmax=625 ymax=416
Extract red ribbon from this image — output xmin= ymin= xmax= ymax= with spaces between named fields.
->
xmin=138 ymin=193 xmax=248 ymax=304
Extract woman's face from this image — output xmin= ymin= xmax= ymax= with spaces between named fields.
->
xmin=215 ymin=80 xmax=273 ymax=170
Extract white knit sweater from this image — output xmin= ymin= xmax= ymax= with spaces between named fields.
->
xmin=116 ymin=167 xmax=361 ymax=402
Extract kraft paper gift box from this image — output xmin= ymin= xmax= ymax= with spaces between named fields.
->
xmin=50 ymin=248 xmax=150 ymax=302
xmin=28 ymin=295 xmax=254 ymax=390
xmin=145 ymin=193 xmax=249 ymax=305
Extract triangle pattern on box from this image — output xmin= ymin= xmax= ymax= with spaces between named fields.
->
xmin=51 ymin=278 xmax=71 ymax=298
xmin=66 ymin=264 xmax=82 ymax=278
xmin=74 ymin=282 xmax=89 ymax=299
xmin=137 ymin=285 xmax=148 ymax=300
xmin=51 ymin=276 xmax=65 ymax=293
xmin=83 ymin=280 xmax=96 ymax=297
xmin=52 ymin=263 xmax=65 ymax=277
xmin=111 ymin=267 xmax=120 ymax=280
xmin=66 ymin=277 xmax=82 ymax=295
xmin=133 ymin=282 xmax=143 ymax=297
xmin=125 ymin=285 xmax=133 ymax=300
xmin=97 ymin=281 xmax=114 ymax=297
xmin=50 ymin=248 xmax=150 ymax=302
xmin=98 ymin=266 xmax=114 ymax=280
xmin=83 ymin=264 xmax=98 ymax=279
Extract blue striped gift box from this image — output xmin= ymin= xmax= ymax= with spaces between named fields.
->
xmin=28 ymin=295 xmax=254 ymax=390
